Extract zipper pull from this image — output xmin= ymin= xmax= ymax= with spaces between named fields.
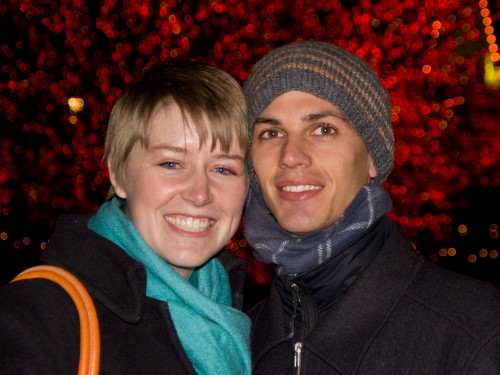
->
xmin=289 ymin=281 xmax=301 ymax=339
xmin=294 ymin=342 xmax=303 ymax=374
xmin=291 ymin=281 xmax=301 ymax=306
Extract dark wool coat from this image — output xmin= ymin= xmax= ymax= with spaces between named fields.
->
xmin=248 ymin=218 xmax=500 ymax=375
xmin=0 ymin=214 xmax=247 ymax=374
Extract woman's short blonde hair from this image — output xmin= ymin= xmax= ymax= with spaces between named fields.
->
xmin=104 ymin=61 xmax=248 ymax=199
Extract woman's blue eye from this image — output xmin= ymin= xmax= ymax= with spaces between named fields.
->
xmin=162 ymin=162 xmax=179 ymax=169
xmin=214 ymin=167 xmax=234 ymax=175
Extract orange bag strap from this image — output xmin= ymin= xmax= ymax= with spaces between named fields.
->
xmin=11 ymin=265 xmax=101 ymax=375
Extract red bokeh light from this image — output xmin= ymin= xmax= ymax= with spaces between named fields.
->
xmin=1 ymin=0 xmax=499 ymax=286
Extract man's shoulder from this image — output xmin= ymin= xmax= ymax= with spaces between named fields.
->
xmin=383 ymin=221 xmax=499 ymax=320
xmin=406 ymin=259 xmax=500 ymax=330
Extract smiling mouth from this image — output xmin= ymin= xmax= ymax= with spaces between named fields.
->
xmin=165 ymin=216 xmax=213 ymax=232
xmin=280 ymin=185 xmax=322 ymax=192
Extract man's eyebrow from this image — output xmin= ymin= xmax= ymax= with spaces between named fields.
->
xmin=254 ymin=117 xmax=280 ymax=126
xmin=254 ymin=110 xmax=349 ymax=126
xmin=302 ymin=110 xmax=348 ymax=123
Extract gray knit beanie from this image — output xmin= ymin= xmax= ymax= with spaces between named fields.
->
xmin=244 ymin=41 xmax=394 ymax=184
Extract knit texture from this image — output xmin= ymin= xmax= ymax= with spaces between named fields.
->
xmin=244 ymin=41 xmax=394 ymax=184
xmin=88 ymin=197 xmax=251 ymax=375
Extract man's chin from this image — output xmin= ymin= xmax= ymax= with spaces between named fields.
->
xmin=277 ymin=218 xmax=320 ymax=235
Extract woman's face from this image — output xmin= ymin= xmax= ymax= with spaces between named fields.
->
xmin=110 ymin=104 xmax=248 ymax=279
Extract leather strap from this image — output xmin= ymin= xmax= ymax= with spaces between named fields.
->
xmin=11 ymin=265 xmax=101 ymax=375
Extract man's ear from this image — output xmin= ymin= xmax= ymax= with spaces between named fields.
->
xmin=108 ymin=159 xmax=127 ymax=198
xmin=368 ymin=159 xmax=377 ymax=180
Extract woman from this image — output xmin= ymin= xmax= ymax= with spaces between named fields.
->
xmin=0 ymin=61 xmax=251 ymax=375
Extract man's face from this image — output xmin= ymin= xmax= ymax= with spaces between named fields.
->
xmin=110 ymin=104 xmax=248 ymax=279
xmin=251 ymin=91 xmax=376 ymax=235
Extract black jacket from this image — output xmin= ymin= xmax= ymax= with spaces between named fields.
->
xmin=0 ymin=213 xmax=246 ymax=374
xmin=248 ymin=218 xmax=500 ymax=374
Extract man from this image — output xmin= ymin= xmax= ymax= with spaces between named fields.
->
xmin=243 ymin=41 xmax=500 ymax=374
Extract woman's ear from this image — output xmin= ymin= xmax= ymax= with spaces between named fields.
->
xmin=108 ymin=160 xmax=127 ymax=198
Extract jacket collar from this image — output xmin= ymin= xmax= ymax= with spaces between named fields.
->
xmin=40 ymin=213 xmax=147 ymax=323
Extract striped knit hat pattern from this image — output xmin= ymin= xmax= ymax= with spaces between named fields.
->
xmin=244 ymin=41 xmax=394 ymax=184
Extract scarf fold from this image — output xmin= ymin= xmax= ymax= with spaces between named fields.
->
xmin=244 ymin=184 xmax=392 ymax=276
xmin=88 ymin=197 xmax=251 ymax=375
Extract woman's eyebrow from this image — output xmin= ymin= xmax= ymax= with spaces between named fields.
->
xmin=148 ymin=143 xmax=244 ymax=161
xmin=214 ymin=154 xmax=245 ymax=162
xmin=148 ymin=144 xmax=186 ymax=153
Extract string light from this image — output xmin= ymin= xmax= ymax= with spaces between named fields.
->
xmin=480 ymin=0 xmax=500 ymax=87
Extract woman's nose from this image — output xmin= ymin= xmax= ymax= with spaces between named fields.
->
xmin=180 ymin=172 xmax=213 ymax=206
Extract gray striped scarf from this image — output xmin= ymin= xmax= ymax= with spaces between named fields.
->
xmin=243 ymin=184 xmax=392 ymax=276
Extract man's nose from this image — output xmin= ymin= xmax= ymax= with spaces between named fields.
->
xmin=278 ymin=135 xmax=312 ymax=169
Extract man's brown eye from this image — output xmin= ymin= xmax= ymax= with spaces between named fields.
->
xmin=313 ymin=125 xmax=335 ymax=136
xmin=260 ymin=129 xmax=281 ymax=139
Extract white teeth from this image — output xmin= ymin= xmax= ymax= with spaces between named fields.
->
xmin=165 ymin=216 xmax=211 ymax=232
xmin=280 ymin=185 xmax=322 ymax=192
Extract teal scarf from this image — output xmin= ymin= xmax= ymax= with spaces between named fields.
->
xmin=88 ymin=198 xmax=251 ymax=375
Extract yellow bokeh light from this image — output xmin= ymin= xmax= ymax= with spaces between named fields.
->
xmin=67 ymin=97 xmax=84 ymax=113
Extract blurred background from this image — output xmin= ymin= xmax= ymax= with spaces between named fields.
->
xmin=1 ymin=0 xmax=498 ymax=296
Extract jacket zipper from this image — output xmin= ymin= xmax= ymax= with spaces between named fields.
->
xmin=290 ymin=282 xmax=303 ymax=375
xmin=294 ymin=342 xmax=303 ymax=375
xmin=289 ymin=282 xmax=301 ymax=339
xmin=289 ymin=280 xmax=316 ymax=375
